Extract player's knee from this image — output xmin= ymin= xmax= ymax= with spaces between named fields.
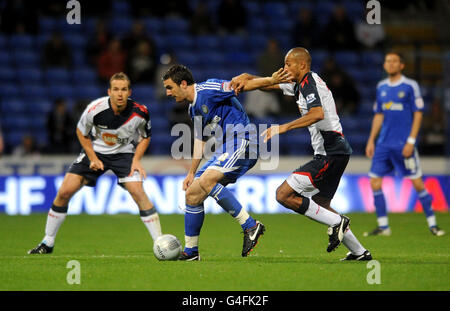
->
xmin=370 ymin=178 xmax=382 ymax=191
xmin=56 ymin=188 xmax=75 ymax=202
xmin=185 ymin=187 xmax=204 ymax=206
xmin=276 ymin=186 xmax=289 ymax=205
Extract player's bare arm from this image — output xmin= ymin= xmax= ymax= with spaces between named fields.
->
xmin=403 ymin=111 xmax=422 ymax=158
xmin=183 ymin=138 xmax=206 ymax=190
xmin=76 ymin=128 xmax=104 ymax=171
xmin=231 ymin=68 xmax=293 ymax=94
xmin=261 ymin=106 xmax=324 ymax=143
xmin=366 ymin=113 xmax=384 ymax=158
xmin=130 ymin=136 xmax=150 ymax=179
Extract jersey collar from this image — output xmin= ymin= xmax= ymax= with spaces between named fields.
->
xmin=387 ymin=75 xmax=405 ymax=87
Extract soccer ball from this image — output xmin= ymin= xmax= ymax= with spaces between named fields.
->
xmin=153 ymin=234 xmax=182 ymax=261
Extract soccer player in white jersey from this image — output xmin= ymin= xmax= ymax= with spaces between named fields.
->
xmin=364 ymin=51 xmax=445 ymax=237
xmin=232 ymin=47 xmax=372 ymax=261
xmin=28 ymin=72 xmax=162 ymax=254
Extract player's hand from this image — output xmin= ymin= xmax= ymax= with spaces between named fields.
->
xmin=130 ymin=159 xmax=147 ymax=180
xmin=183 ymin=173 xmax=195 ymax=191
xmin=89 ymin=158 xmax=104 ymax=171
xmin=230 ymin=74 xmax=249 ymax=95
xmin=261 ymin=125 xmax=282 ymax=143
xmin=271 ymin=68 xmax=294 ymax=84
xmin=402 ymin=143 xmax=414 ymax=158
xmin=365 ymin=141 xmax=375 ymax=158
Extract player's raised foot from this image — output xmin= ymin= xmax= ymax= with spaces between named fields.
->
xmin=327 ymin=215 xmax=350 ymax=253
xmin=178 ymin=251 xmax=200 ymax=261
xmin=430 ymin=226 xmax=445 ymax=236
xmin=341 ymin=250 xmax=373 ymax=261
xmin=242 ymin=221 xmax=265 ymax=257
xmin=363 ymin=227 xmax=391 ymax=237
xmin=28 ymin=243 xmax=53 ymax=254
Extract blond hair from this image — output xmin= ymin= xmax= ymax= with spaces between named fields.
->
xmin=109 ymin=72 xmax=131 ymax=88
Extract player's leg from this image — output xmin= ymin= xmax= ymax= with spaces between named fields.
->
xmin=410 ymin=177 xmax=445 ymax=236
xmin=123 ymin=181 xmax=162 ymax=241
xmin=312 ymin=194 xmax=371 ymax=260
xmin=28 ymin=173 xmax=87 ymax=254
xmin=365 ymin=145 xmax=392 ymax=236
xmin=276 ymin=181 xmax=348 ymax=252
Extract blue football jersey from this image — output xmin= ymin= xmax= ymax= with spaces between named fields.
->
xmin=374 ymin=75 xmax=424 ymax=148
xmin=189 ymin=79 xmax=257 ymax=153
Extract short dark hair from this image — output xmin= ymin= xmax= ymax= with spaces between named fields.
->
xmin=162 ymin=64 xmax=195 ymax=85
xmin=110 ymin=72 xmax=131 ymax=88
xmin=386 ymin=51 xmax=405 ymax=64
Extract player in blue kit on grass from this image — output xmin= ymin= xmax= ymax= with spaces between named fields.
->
xmin=365 ymin=51 xmax=445 ymax=237
xmin=162 ymin=65 xmax=291 ymax=260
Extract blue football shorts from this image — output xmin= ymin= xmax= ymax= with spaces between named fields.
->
xmin=369 ymin=144 xmax=422 ymax=179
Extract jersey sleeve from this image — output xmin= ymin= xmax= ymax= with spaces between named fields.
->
xmin=279 ymin=82 xmax=295 ymax=96
xmin=299 ymin=74 xmax=322 ymax=109
xmin=138 ymin=116 xmax=152 ymax=138
xmin=410 ymin=80 xmax=424 ymax=111
xmin=77 ymin=105 xmax=94 ymax=136
xmin=205 ymin=79 xmax=236 ymax=103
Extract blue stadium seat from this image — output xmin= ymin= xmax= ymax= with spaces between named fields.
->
xmin=132 ymin=85 xmax=155 ymax=103
xmin=72 ymin=68 xmax=97 ymax=84
xmin=48 ymin=84 xmax=74 ymax=99
xmin=361 ymin=51 xmax=384 ymax=66
xmin=24 ymin=84 xmax=48 ymax=99
xmin=58 ymin=17 xmax=83 ymax=34
xmin=221 ymin=35 xmax=247 ymax=52
xmin=195 ymin=35 xmax=220 ymax=50
xmin=72 ymin=50 xmax=88 ymax=66
xmin=151 ymin=116 xmax=170 ymax=130
xmin=247 ymin=34 xmax=268 ymax=52
xmin=108 ymin=17 xmax=133 ymax=36
xmin=28 ymin=115 xmax=47 ymax=130
xmin=16 ymin=68 xmax=42 ymax=84
xmin=176 ymin=51 xmax=199 ymax=67
xmin=45 ymin=68 xmax=70 ymax=84
xmin=346 ymin=68 xmax=366 ymax=83
xmin=1 ymin=99 xmax=26 ymax=114
xmin=289 ymin=1 xmax=314 ymax=14
xmin=226 ymin=52 xmax=253 ymax=66
xmin=34 ymin=130 xmax=48 ymax=147
xmin=33 ymin=100 xmax=53 ymax=114
xmin=5 ymin=131 xmax=27 ymax=148
xmin=0 ymin=84 xmax=20 ymax=98
xmin=314 ymin=1 xmax=336 ymax=24
xmin=0 ymin=68 xmax=16 ymax=83
xmin=2 ymin=115 xmax=30 ymax=130
xmin=163 ymin=17 xmax=189 ymax=34
xmin=334 ymin=51 xmax=360 ymax=67
xmin=263 ymin=2 xmax=288 ymax=19
xmin=0 ymin=35 xmax=7 ymax=49
xmin=39 ymin=17 xmax=57 ymax=34
xmin=243 ymin=1 xmax=261 ymax=14
xmin=343 ymin=0 xmax=365 ymax=22
xmin=12 ymin=51 xmax=40 ymax=68
xmin=9 ymin=35 xmax=34 ymax=50
xmin=112 ymin=0 xmax=131 ymax=15
xmin=149 ymin=134 xmax=173 ymax=155
xmin=76 ymin=85 xmax=104 ymax=100
xmin=144 ymin=18 xmax=163 ymax=33
xmin=248 ymin=18 xmax=266 ymax=33
xmin=197 ymin=52 xmax=226 ymax=67
xmin=165 ymin=34 xmax=193 ymax=50
xmin=64 ymin=34 xmax=87 ymax=49
xmin=0 ymin=51 xmax=11 ymax=66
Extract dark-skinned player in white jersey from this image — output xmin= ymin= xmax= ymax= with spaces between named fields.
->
xmin=232 ymin=47 xmax=372 ymax=261
xmin=28 ymin=72 xmax=162 ymax=254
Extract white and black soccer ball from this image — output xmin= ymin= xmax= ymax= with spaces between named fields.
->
xmin=153 ymin=234 xmax=182 ymax=261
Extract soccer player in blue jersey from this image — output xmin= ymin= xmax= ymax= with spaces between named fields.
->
xmin=364 ymin=51 xmax=445 ymax=236
xmin=162 ymin=65 xmax=291 ymax=260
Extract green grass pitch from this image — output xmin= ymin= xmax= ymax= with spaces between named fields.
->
xmin=1 ymin=212 xmax=448 ymax=291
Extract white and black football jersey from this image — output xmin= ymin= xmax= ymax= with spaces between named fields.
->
xmin=77 ymin=96 xmax=151 ymax=154
xmin=279 ymin=72 xmax=352 ymax=156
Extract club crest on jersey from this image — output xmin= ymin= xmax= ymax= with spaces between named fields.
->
xmin=306 ymin=93 xmax=316 ymax=104
xmin=202 ymin=105 xmax=209 ymax=114
xmin=102 ymin=133 xmax=119 ymax=146
xmin=381 ymin=91 xmax=387 ymax=97
xmin=398 ymin=91 xmax=405 ymax=98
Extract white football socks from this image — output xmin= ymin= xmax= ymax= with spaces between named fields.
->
xmin=304 ymin=199 xmax=342 ymax=226
xmin=343 ymin=229 xmax=366 ymax=255
xmin=43 ymin=209 xmax=67 ymax=247
xmin=141 ymin=213 xmax=162 ymax=241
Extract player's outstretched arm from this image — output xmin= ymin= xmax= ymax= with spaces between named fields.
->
xmin=76 ymin=128 xmax=104 ymax=171
xmin=231 ymin=68 xmax=293 ymax=94
xmin=366 ymin=113 xmax=384 ymax=158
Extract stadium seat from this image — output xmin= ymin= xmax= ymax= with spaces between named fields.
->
xmin=1 ymin=99 xmax=26 ymax=114
xmin=76 ymin=85 xmax=104 ymax=100
xmin=247 ymin=34 xmax=268 ymax=52
xmin=9 ymin=35 xmax=34 ymax=50
xmin=163 ymin=17 xmax=189 ymax=35
xmin=0 ymin=35 xmax=7 ymax=49
xmin=58 ymin=17 xmax=83 ymax=34
xmin=221 ymin=35 xmax=247 ymax=52
xmin=314 ymin=1 xmax=335 ymax=24
xmin=48 ymin=84 xmax=74 ymax=100
xmin=197 ymin=51 xmax=226 ymax=67
xmin=33 ymin=100 xmax=53 ymax=114
xmin=263 ymin=2 xmax=288 ymax=19
xmin=64 ymin=34 xmax=87 ymax=49
xmin=144 ymin=18 xmax=163 ymax=33
xmin=176 ymin=51 xmax=200 ymax=67
xmin=248 ymin=18 xmax=266 ymax=33
xmin=361 ymin=51 xmax=384 ymax=66
xmin=334 ymin=51 xmax=360 ymax=67
xmin=28 ymin=115 xmax=47 ymax=130
xmin=12 ymin=51 xmax=40 ymax=68
xmin=108 ymin=17 xmax=133 ymax=36
xmin=5 ymin=131 xmax=28 ymax=148
xmin=16 ymin=68 xmax=42 ymax=84
xmin=165 ymin=34 xmax=193 ymax=50
xmin=39 ymin=17 xmax=57 ymax=34
xmin=2 ymin=115 xmax=30 ymax=130
xmin=111 ymin=0 xmax=131 ymax=15
xmin=0 ymin=51 xmax=11 ymax=67
xmin=243 ymin=1 xmax=261 ymax=15
xmin=226 ymin=52 xmax=253 ymax=66
xmin=346 ymin=68 xmax=366 ymax=83
xmin=72 ymin=50 xmax=88 ymax=66
xmin=72 ymin=68 xmax=97 ymax=84
xmin=343 ymin=0 xmax=365 ymax=22
xmin=45 ymin=68 xmax=70 ymax=84
xmin=151 ymin=116 xmax=170 ymax=130
xmin=195 ymin=35 xmax=220 ymax=50
xmin=0 ymin=68 xmax=16 ymax=83
xmin=0 ymin=84 xmax=20 ymax=98
xmin=23 ymin=84 xmax=48 ymax=99
xmin=132 ymin=85 xmax=155 ymax=102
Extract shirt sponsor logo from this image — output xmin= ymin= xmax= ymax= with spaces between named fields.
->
xmin=382 ymin=101 xmax=404 ymax=111
xmin=102 ymin=133 xmax=118 ymax=146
